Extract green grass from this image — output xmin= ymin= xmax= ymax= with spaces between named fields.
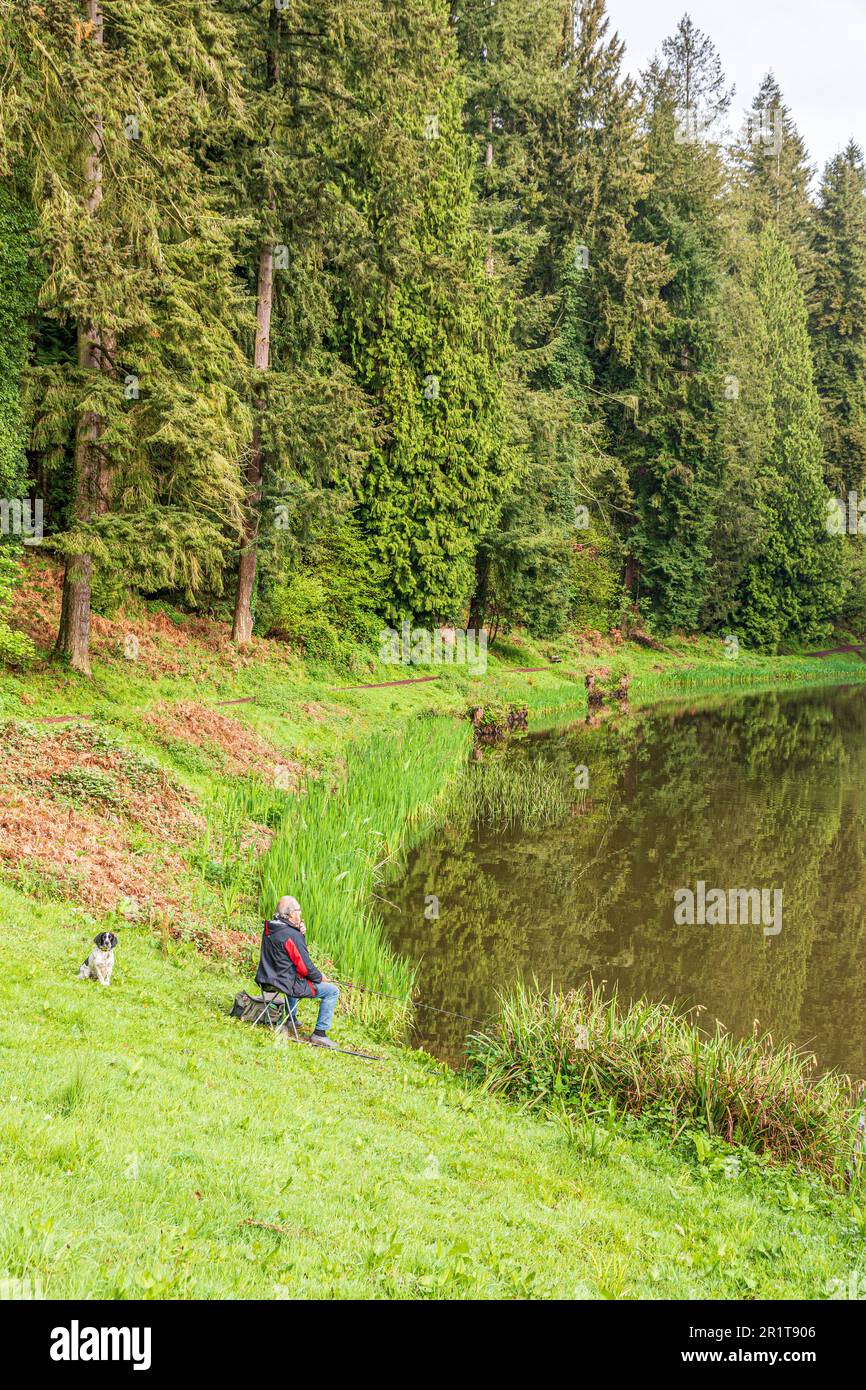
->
xmin=4 ymin=569 xmax=866 ymax=1297
xmin=1 ymin=883 xmax=863 ymax=1300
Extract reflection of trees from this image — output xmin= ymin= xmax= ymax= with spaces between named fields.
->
xmin=379 ymin=689 xmax=866 ymax=1078
xmin=800 ymin=785 xmax=866 ymax=1074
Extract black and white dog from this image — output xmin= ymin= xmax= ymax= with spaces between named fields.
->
xmin=78 ymin=932 xmax=119 ymax=986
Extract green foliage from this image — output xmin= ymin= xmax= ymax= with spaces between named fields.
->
xmin=730 ymin=73 xmax=817 ymax=296
xmin=569 ymin=523 xmax=623 ymax=632
xmin=0 ymin=546 xmax=35 ymax=667
xmin=456 ymin=752 xmax=575 ymax=830
xmin=704 ymin=223 xmax=775 ymax=630
xmin=50 ymin=766 xmax=121 ymax=810
xmin=0 ymin=181 xmax=36 ymax=499
xmin=469 ymin=980 xmax=863 ymax=1185
xmin=260 ymin=518 xmax=385 ymax=658
xmin=0 ymin=181 xmax=38 ymax=666
xmin=263 ymin=572 xmax=342 ymax=659
xmin=2 ymin=0 xmax=252 ymax=642
xmin=620 ymin=24 xmax=728 ymax=630
xmin=343 ymin=7 xmax=512 ymax=622
xmin=1 ymin=1 xmax=864 ymax=657
xmin=458 ymin=1 xmax=658 ymax=637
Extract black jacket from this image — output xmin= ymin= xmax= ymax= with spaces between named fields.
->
xmin=255 ymin=917 xmax=323 ymax=999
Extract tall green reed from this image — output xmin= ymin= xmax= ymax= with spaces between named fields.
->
xmin=469 ymin=980 xmax=865 ymax=1187
xmin=255 ymin=716 xmax=470 ymax=1035
xmin=456 ymin=751 xmax=575 ymax=830
xmin=189 ymin=779 xmax=289 ymax=927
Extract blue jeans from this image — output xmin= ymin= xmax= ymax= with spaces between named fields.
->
xmin=290 ymin=980 xmax=339 ymax=1034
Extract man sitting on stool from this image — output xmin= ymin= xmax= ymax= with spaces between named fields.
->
xmin=256 ymin=895 xmax=340 ymax=1049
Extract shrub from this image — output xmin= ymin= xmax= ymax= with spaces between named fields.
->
xmin=568 ymin=524 xmax=622 ymax=633
xmin=259 ymin=518 xmax=386 ymax=659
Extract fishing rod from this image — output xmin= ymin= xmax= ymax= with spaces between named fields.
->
xmin=278 ymin=978 xmax=488 ymax=1069
xmin=272 ymin=981 xmax=489 ymax=1067
xmin=329 ymin=975 xmax=494 ymax=1030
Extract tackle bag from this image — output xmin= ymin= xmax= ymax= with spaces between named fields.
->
xmin=230 ymin=990 xmax=285 ymax=1025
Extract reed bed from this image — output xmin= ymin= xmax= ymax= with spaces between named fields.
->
xmin=468 ymin=980 xmax=865 ymax=1186
xmin=458 ymin=752 xmax=575 ymax=830
xmin=254 ymin=716 xmax=469 ymax=1035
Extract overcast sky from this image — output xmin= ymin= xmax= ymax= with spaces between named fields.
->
xmin=605 ymin=0 xmax=866 ymax=177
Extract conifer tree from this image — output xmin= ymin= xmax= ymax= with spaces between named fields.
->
xmin=0 ymin=182 xmax=35 ymax=501
xmin=564 ymin=0 xmax=670 ymax=377
xmin=558 ymin=0 xmax=671 ymax=619
xmin=704 ymin=211 xmax=775 ymax=630
xmin=736 ymin=226 xmax=844 ymax=647
xmin=340 ymin=0 xmax=511 ymax=623
xmin=220 ymin=0 xmax=377 ymax=645
xmin=451 ymin=0 xmax=569 ymax=632
xmin=620 ymin=16 xmax=728 ymax=630
xmin=0 ymin=0 xmax=252 ymax=673
xmin=809 ymin=141 xmax=866 ymax=494
xmin=455 ymin=0 xmax=660 ymax=634
xmin=730 ymin=73 xmax=816 ymax=296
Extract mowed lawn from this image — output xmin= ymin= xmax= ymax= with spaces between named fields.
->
xmin=0 ymin=884 xmax=861 ymax=1300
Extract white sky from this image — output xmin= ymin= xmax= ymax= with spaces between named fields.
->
xmin=605 ymin=0 xmax=866 ymax=176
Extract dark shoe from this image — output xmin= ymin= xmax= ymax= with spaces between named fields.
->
xmin=309 ymin=1032 xmax=338 ymax=1049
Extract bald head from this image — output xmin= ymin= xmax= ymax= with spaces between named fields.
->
xmin=276 ymin=895 xmax=302 ymax=924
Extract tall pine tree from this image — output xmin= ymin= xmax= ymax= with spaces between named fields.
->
xmin=809 ymin=141 xmax=866 ymax=495
xmin=218 ymin=0 xmax=378 ymax=644
xmin=340 ymin=0 xmax=511 ymax=623
xmin=730 ymin=73 xmax=816 ymax=297
xmin=736 ymin=226 xmax=844 ymax=647
xmin=618 ymin=15 xmax=728 ymax=630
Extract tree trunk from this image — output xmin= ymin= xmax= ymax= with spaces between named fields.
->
xmin=468 ymin=547 xmax=490 ymax=633
xmin=233 ymin=7 xmax=280 ymax=647
xmin=56 ymin=552 xmax=94 ymax=674
xmin=55 ymin=0 xmax=104 ymax=677
xmin=624 ymin=553 xmax=639 ymax=596
xmin=232 ymin=239 xmax=273 ymax=645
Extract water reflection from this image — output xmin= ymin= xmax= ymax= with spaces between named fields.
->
xmin=379 ymin=687 xmax=866 ymax=1075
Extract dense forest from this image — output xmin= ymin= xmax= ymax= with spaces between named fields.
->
xmin=1 ymin=0 xmax=865 ymax=674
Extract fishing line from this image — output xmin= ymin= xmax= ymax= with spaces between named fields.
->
xmin=330 ymin=976 xmax=494 ymax=1030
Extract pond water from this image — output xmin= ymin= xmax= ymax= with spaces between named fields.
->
xmin=378 ymin=685 xmax=866 ymax=1077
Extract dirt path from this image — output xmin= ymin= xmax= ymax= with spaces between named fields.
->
xmin=331 ymin=675 xmax=442 ymax=690
xmin=805 ymin=643 xmax=866 ymax=660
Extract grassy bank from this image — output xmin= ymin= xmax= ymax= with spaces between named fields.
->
xmin=1 ymin=881 xmax=864 ymax=1300
xmin=3 ymin=558 xmax=866 ymax=1296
